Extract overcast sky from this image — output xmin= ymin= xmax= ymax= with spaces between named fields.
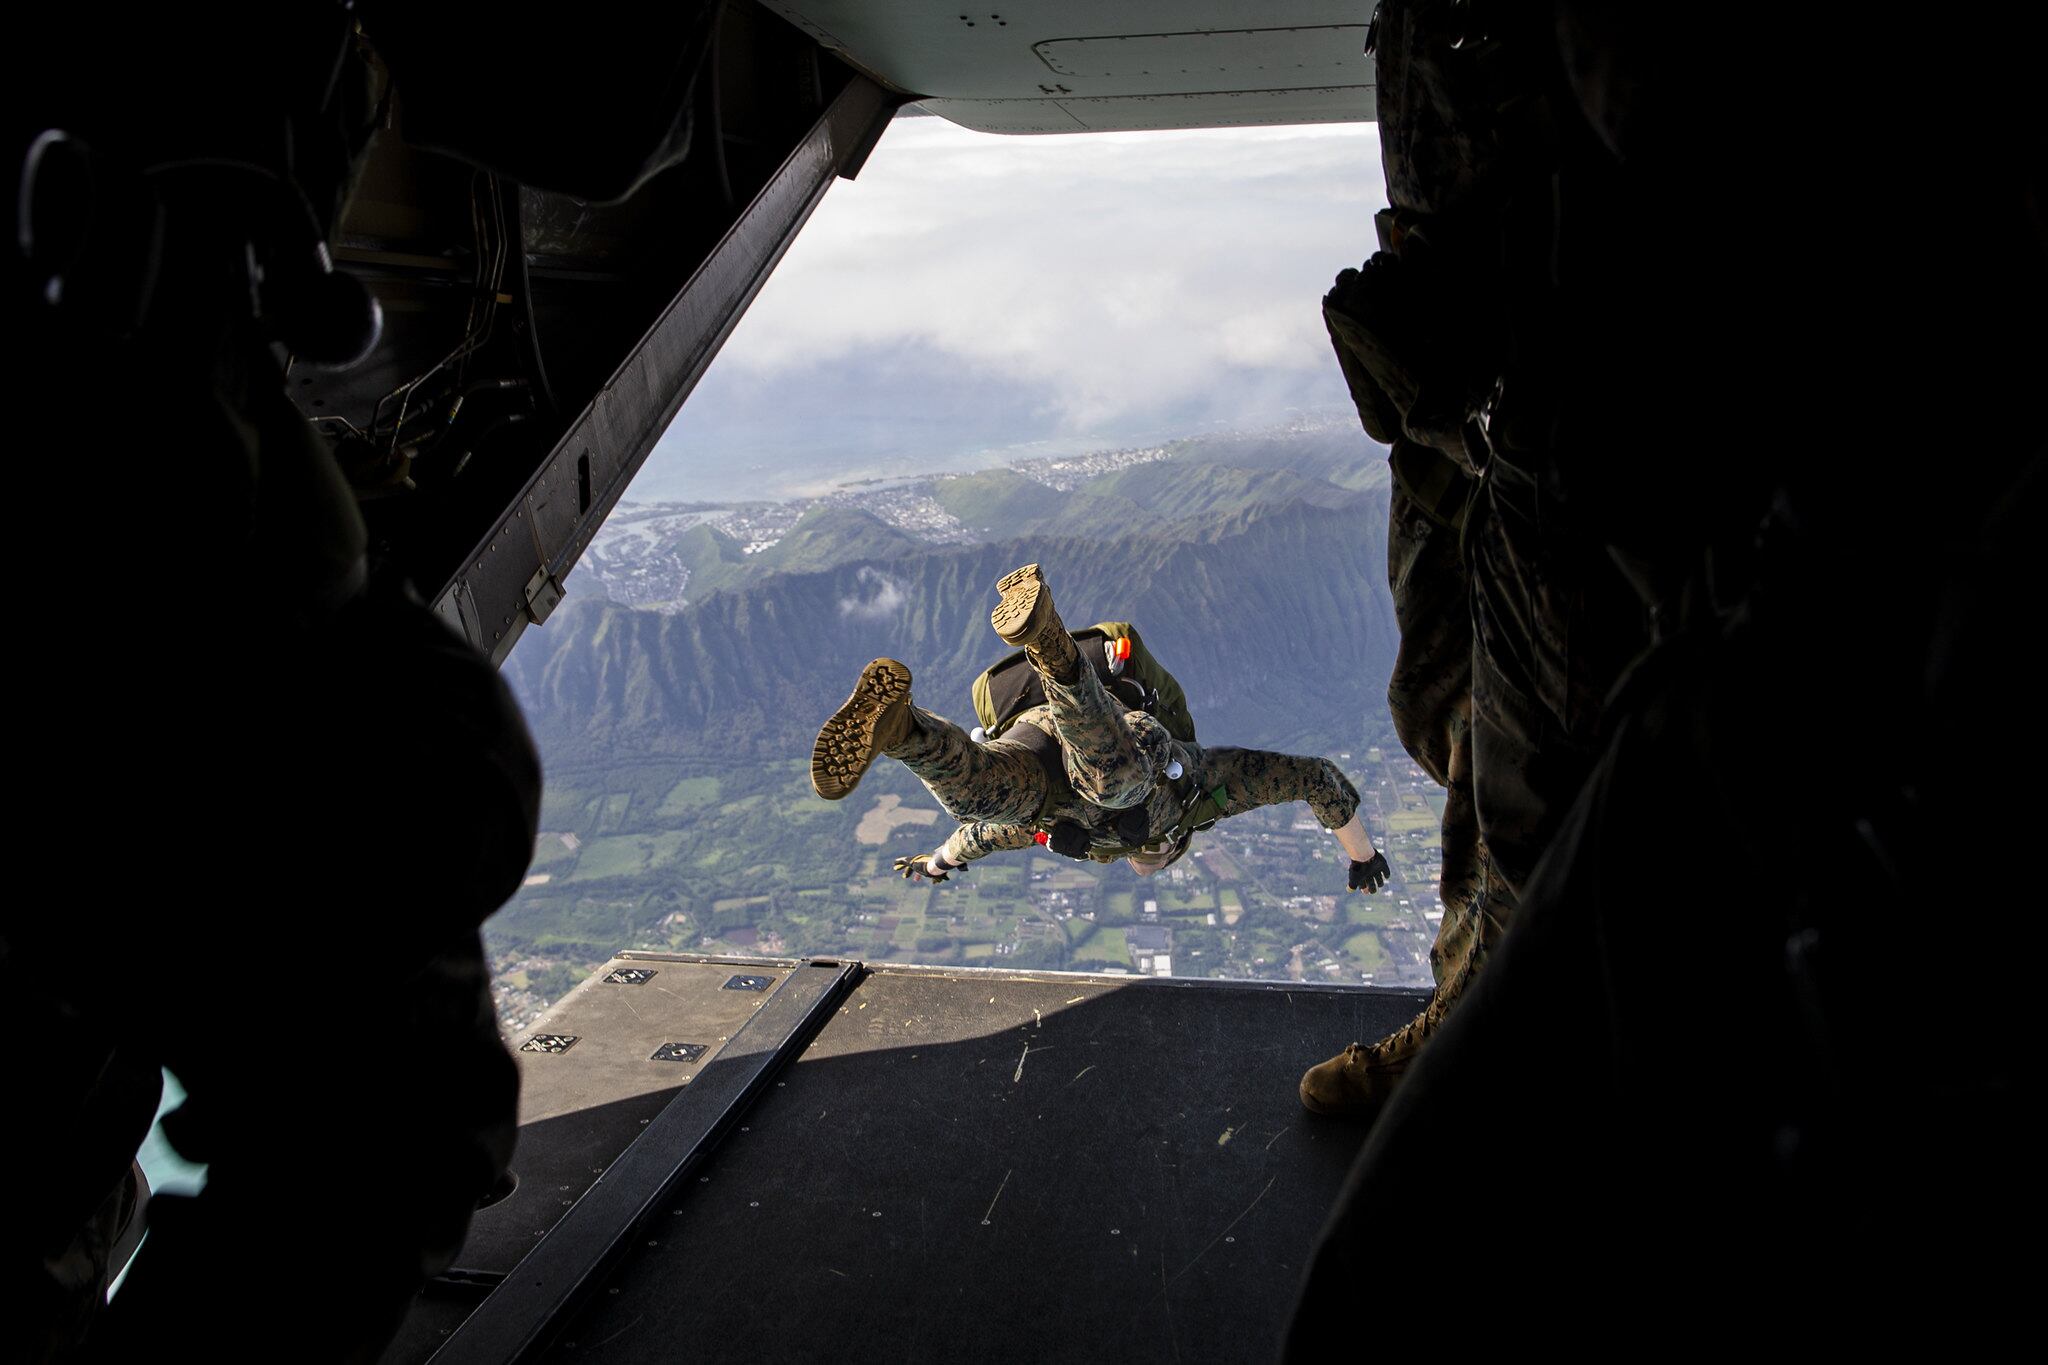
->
xmin=635 ymin=115 xmax=1387 ymax=503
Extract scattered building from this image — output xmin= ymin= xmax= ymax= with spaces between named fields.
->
xmin=1128 ymin=925 xmax=1172 ymax=955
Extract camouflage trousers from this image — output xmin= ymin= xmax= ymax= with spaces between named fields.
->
xmin=1366 ymin=446 xmax=1642 ymax=1074
xmin=1386 ymin=441 xmax=1488 ymax=931
xmin=1357 ymin=467 xmax=1511 ymax=1074
xmin=1360 ymin=455 xmax=1505 ymax=1071
xmin=890 ymin=655 xmax=1179 ymax=828
xmin=891 ymin=650 xmax=1360 ymax=864
xmin=1467 ymin=456 xmax=1641 ymax=899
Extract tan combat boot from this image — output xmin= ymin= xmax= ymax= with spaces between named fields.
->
xmin=811 ymin=658 xmax=917 ymax=801
xmin=1298 ymin=1004 xmax=1437 ymax=1118
xmin=992 ymin=563 xmax=1080 ymax=682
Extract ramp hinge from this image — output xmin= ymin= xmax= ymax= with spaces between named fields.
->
xmin=524 ymin=564 xmax=565 ymax=624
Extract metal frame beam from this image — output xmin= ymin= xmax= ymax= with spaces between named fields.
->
xmin=434 ymin=73 xmax=899 ymax=663
xmin=429 ymin=959 xmax=863 ymax=1364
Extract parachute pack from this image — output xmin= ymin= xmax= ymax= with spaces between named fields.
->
xmin=971 ymin=621 xmax=1218 ymax=863
xmin=970 ymin=621 xmax=1196 ymax=745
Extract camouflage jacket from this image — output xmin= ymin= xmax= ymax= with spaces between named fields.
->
xmin=938 ymin=705 xmax=1361 ymax=867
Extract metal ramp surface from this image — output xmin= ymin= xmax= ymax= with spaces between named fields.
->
xmin=385 ymin=954 xmax=1429 ymax=1364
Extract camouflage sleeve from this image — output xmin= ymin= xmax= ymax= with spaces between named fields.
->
xmin=1201 ymin=749 xmax=1361 ymax=830
xmin=940 ymin=819 xmax=1040 ymax=866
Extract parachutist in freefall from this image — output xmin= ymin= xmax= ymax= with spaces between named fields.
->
xmin=812 ymin=564 xmax=1389 ymax=897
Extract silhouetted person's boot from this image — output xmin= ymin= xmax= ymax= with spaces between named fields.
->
xmin=1298 ymin=1009 xmax=1433 ymax=1119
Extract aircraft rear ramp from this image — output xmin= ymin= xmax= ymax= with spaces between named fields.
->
xmin=383 ymin=954 xmax=1428 ymax=1363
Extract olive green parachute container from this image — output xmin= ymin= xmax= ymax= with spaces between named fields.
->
xmin=970 ymin=621 xmax=1196 ymax=745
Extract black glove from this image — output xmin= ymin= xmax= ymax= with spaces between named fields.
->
xmin=1046 ymin=820 xmax=1092 ymax=860
xmin=894 ymin=853 xmax=950 ymax=883
xmin=1348 ymin=851 xmax=1391 ymax=894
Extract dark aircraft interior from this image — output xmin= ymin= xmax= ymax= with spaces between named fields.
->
xmin=8 ymin=2 xmax=2036 ymax=1360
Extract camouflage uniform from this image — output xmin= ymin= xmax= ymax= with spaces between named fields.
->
xmin=1383 ymin=440 xmax=1490 ymax=943
xmin=1305 ymin=0 xmax=1644 ymax=1102
xmin=1322 ymin=386 xmax=1504 ymax=1015
xmin=1366 ymin=0 xmax=1646 ymax=907
xmin=888 ymin=659 xmax=1361 ymax=867
xmin=1466 ymin=461 xmax=1641 ymax=898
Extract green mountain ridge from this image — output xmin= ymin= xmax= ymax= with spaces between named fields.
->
xmin=507 ymin=491 xmax=1397 ymax=762
xmin=676 ymin=505 xmax=922 ymax=600
xmin=1168 ymin=427 xmax=1392 ymax=492
xmin=762 ymin=504 xmax=923 ymax=569
xmin=924 ymin=452 xmax=1375 ymax=540
xmin=927 ymin=468 xmax=1074 ymax=533
xmin=1074 ymin=461 xmax=1364 ymax=524
xmin=599 ymin=449 xmax=1386 ymax=607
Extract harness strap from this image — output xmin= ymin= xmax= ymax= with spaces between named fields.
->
xmin=1171 ymin=779 xmax=1231 ymax=842
xmin=1084 ymin=775 xmax=1230 ymax=861
xmin=1013 ymin=721 xmax=1229 ymax=859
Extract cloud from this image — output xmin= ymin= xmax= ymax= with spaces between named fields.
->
xmin=728 ymin=119 xmax=1384 ymax=426
xmin=645 ymin=117 xmax=1387 ymax=499
xmin=837 ymin=565 xmax=908 ymax=620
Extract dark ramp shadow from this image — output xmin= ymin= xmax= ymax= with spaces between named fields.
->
xmin=469 ymin=1088 xmax=691 ymax=1271
xmin=382 ymin=1088 xmax=707 ymax=1363
xmin=545 ymin=969 xmax=1427 ymax=1364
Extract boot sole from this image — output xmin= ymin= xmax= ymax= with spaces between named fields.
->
xmin=1298 ymin=1083 xmax=1343 ymax=1116
xmin=1298 ymin=1081 xmax=1369 ymax=1117
xmin=991 ymin=563 xmax=1048 ymax=646
xmin=811 ymin=658 xmax=912 ymax=801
